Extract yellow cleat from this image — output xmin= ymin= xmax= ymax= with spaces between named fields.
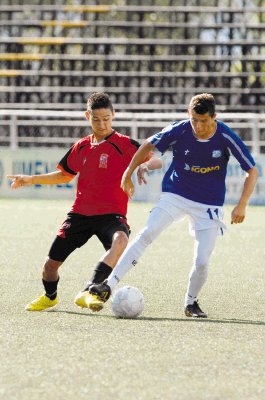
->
xmin=25 ymin=294 xmax=58 ymax=311
xmin=74 ymin=290 xmax=104 ymax=312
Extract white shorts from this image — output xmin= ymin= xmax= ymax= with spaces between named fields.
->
xmin=155 ymin=192 xmax=226 ymax=236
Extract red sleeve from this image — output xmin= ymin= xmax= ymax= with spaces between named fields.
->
xmin=57 ymin=143 xmax=81 ymax=177
xmin=123 ymin=138 xmax=140 ymax=161
xmin=123 ymin=137 xmax=153 ymax=164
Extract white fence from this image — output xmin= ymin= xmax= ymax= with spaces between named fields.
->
xmin=0 ymin=110 xmax=264 ymax=204
xmin=0 ymin=109 xmax=265 ymax=155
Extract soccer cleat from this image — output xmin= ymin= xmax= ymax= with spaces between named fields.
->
xmin=74 ymin=290 xmax=97 ymax=309
xmin=184 ymin=300 xmax=207 ymax=318
xmin=25 ymin=294 xmax=58 ymax=311
xmin=88 ymin=282 xmax=111 ymax=312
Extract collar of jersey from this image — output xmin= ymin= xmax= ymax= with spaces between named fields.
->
xmin=103 ymin=131 xmax=115 ymax=141
xmin=91 ymin=130 xmax=115 ymax=145
xmin=192 ymin=124 xmax=217 ymax=142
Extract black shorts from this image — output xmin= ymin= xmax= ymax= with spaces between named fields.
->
xmin=48 ymin=213 xmax=130 ymax=262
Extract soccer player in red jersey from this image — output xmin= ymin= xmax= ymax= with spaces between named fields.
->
xmin=8 ymin=92 xmax=162 ymax=311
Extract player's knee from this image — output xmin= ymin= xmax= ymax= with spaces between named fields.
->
xmin=43 ymin=257 xmax=62 ymax=274
xmin=194 ymin=257 xmax=209 ymax=276
xmin=112 ymin=231 xmax=129 ymax=252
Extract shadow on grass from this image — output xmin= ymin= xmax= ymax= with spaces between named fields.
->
xmin=50 ymin=309 xmax=101 ymax=318
xmin=51 ymin=309 xmax=265 ymax=326
xmin=140 ymin=316 xmax=265 ymax=326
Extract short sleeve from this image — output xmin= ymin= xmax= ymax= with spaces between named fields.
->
xmin=148 ymin=120 xmax=187 ymax=154
xmin=221 ymin=125 xmax=256 ymax=172
xmin=57 ymin=144 xmax=80 ymax=177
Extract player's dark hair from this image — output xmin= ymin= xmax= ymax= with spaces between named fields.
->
xmin=188 ymin=93 xmax=216 ymax=117
xmin=87 ymin=92 xmax=114 ymax=112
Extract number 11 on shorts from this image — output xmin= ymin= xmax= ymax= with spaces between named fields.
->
xmin=207 ymin=208 xmax=219 ymax=220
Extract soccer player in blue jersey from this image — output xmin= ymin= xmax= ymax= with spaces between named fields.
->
xmin=88 ymin=93 xmax=259 ymax=318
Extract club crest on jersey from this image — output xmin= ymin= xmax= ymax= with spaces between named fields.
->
xmin=212 ymin=150 xmax=222 ymax=158
xmin=99 ymin=153 xmax=108 ymax=168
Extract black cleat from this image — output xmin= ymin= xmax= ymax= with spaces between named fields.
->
xmin=88 ymin=282 xmax=111 ymax=311
xmin=185 ymin=301 xmax=207 ymax=318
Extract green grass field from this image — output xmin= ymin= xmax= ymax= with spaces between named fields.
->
xmin=1 ymin=199 xmax=264 ymax=400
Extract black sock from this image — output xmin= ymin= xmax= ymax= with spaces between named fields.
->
xmin=42 ymin=278 xmax=59 ymax=300
xmin=83 ymin=262 xmax=112 ymax=291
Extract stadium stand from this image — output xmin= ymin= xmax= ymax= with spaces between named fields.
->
xmin=0 ymin=0 xmax=264 ymax=156
xmin=0 ymin=0 xmax=264 ymax=114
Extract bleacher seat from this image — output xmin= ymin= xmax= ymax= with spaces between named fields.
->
xmin=0 ymin=1 xmax=264 ymax=112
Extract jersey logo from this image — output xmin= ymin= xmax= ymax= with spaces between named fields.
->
xmin=212 ymin=150 xmax=222 ymax=158
xmin=184 ymin=163 xmax=220 ymax=173
xmin=191 ymin=165 xmax=220 ymax=173
xmin=99 ymin=153 xmax=108 ymax=168
xmin=185 ymin=149 xmax=190 ymax=155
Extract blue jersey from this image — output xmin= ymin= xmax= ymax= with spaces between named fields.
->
xmin=149 ymin=119 xmax=256 ymax=206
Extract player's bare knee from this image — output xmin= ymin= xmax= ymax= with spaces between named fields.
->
xmin=112 ymin=231 xmax=128 ymax=252
xmin=43 ymin=257 xmax=62 ymax=274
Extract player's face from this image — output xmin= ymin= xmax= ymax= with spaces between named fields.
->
xmin=85 ymin=108 xmax=115 ymax=141
xmin=189 ymin=109 xmax=217 ymax=139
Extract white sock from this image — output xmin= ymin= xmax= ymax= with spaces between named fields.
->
xmin=185 ymin=294 xmax=197 ymax=306
xmin=184 ymin=228 xmax=219 ymax=306
xmin=107 ymin=207 xmax=174 ymax=291
xmin=106 ymin=233 xmax=145 ymax=290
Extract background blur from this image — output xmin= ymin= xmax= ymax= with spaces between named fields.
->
xmin=0 ymin=0 xmax=264 ymax=202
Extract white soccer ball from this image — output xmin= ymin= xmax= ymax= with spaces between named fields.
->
xmin=111 ymin=286 xmax=144 ymax=319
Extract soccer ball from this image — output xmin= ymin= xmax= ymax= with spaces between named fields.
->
xmin=111 ymin=286 xmax=144 ymax=319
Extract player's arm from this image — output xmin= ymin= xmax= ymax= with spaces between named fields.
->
xmin=122 ymin=140 xmax=156 ymax=198
xmin=137 ymin=153 xmax=162 ymax=185
xmin=231 ymin=166 xmax=259 ymax=224
xmin=7 ymin=170 xmax=73 ymax=190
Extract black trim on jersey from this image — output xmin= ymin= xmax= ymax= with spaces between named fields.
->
xmin=104 ymin=132 xmax=140 ymax=155
xmin=59 ymin=147 xmax=77 ymax=176
xmin=106 ymin=141 xmax=123 ymax=155
xmin=104 ymin=131 xmax=115 ymax=140
xmin=103 ymin=131 xmax=123 ymax=155
xmin=78 ymin=144 xmax=89 ymax=153
xmin=130 ymin=138 xmax=141 ymax=149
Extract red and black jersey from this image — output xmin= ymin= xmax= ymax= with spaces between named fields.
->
xmin=57 ymin=130 xmax=141 ymax=217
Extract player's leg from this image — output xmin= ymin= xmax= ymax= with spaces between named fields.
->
xmin=75 ymin=215 xmax=130 ymax=310
xmin=84 ymin=219 xmax=130 ymax=288
xmin=184 ymin=227 xmax=219 ymax=318
xmin=25 ymin=214 xmax=89 ymax=311
xmin=89 ymin=206 xmax=178 ymax=306
xmin=25 ymin=237 xmax=76 ymax=311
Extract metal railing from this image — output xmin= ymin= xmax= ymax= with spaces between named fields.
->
xmin=0 ymin=109 xmax=264 ymax=155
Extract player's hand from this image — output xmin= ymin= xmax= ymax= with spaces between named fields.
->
xmin=231 ymin=204 xmax=246 ymax=224
xmin=121 ymin=173 xmax=135 ymax=199
xmin=137 ymin=164 xmax=149 ymax=185
xmin=7 ymin=174 xmax=33 ymax=189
